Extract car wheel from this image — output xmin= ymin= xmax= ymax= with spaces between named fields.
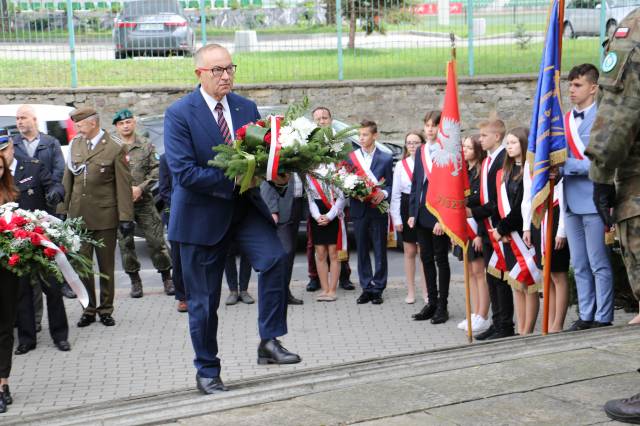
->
xmin=606 ymin=20 xmax=617 ymax=38
xmin=563 ymin=21 xmax=575 ymax=39
xmin=115 ymin=50 xmax=125 ymax=59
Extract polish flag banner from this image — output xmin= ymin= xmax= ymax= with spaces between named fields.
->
xmin=425 ymin=59 xmax=470 ymax=248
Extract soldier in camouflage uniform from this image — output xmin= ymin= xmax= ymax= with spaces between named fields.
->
xmin=584 ymin=8 xmax=640 ymax=424
xmin=113 ymin=109 xmax=174 ymax=298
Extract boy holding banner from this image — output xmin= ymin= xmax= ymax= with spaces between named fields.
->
xmin=349 ymin=120 xmax=394 ymax=305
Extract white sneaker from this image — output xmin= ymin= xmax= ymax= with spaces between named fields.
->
xmin=472 ymin=316 xmax=491 ymax=333
xmin=457 ymin=319 xmax=467 ymax=330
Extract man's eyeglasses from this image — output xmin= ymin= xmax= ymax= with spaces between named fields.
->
xmin=197 ymin=65 xmax=237 ymax=77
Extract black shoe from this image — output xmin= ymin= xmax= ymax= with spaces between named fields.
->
xmin=257 ymin=338 xmax=301 ymax=365
xmin=339 ymin=280 xmax=355 ymax=290
xmin=55 ymin=340 xmax=71 ymax=352
xmin=592 ymin=321 xmax=613 ymax=328
xmin=2 ymin=384 xmax=12 ymax=405
xmin=61 ymin=283 xmax=76 ymax=299
xmin=129 ymin=272 xmax=143 ymax=298
xmin=306 ymin=278 xmax=320 ymax=292
xmin=77 ymin=314 xmax=96 ymax=327
xmin=0 ymin=394 xmax=5 ymax=413
xmin=430 ymin=304 xmax=449 ymax=324
xmin=566 ymin=319 xmax=593 ymax=332
xmin=99 ymin=314 xmax=115 ymax=327
xmin=35 ymin=323 xmax=42 ymax=333
xmin=474 ymin=325 xmax=496 ymax=341
xmin=604 ymin=392 xmax=640 ymax=424
xmin=371 ymin=295 xmax=384 ymax=305
xmin=485 ymin=328 xmax=515 ymax=340
xmin=195 ymin=374 xmax=228 ymax=395
xmin=413 ymin=303 xmax=437 ymax=321
xmin=356 ymin=292 xmax=372 ymax=304
xmin=14 ymin=343 xmax=36 ymax=355
xmin=287 ymin=292 xmax=304 ymax=305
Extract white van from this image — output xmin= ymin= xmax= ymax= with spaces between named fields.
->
xmin=0 ymin=104 xmax=75 ymax=160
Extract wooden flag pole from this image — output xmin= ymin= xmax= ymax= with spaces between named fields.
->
xmin=464 ymin=248 xmax=473 ymax=343
xmin=542 ymin=177 xmax=555 ymax=335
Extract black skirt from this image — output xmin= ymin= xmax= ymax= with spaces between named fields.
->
xmin=310 ymin=200 xmax=340 ymax=245
xmin=532 ymin=205 xmax=570 ymax=273
xmin=400 ymin=193 xmax=417 ymax=243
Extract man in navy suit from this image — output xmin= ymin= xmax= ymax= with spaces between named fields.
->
xmin=164 ymin=44 xmax=300 ymax=395
xmin=348 ymin=120 xmax=393 ymax=305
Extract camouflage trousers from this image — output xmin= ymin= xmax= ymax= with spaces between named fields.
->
xmin=118 ymin=199 xmax=172 ymax=274
xmin=618 ymin=216 xmax=640 ymax=301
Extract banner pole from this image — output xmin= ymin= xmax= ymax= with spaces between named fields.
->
xmin=542 ymin=177 xmax=555 ymax=335
xmin=464 ymin=248 xmax=473 ymax=343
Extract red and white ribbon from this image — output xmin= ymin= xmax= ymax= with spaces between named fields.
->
xmin=564 ymin=111 xmax=586 ymax=160
xmin=419 ymin=144 xmax=432 ymax=181
xmin=266 ymin=115 xmax=283 ymax=182
xmin=480 ymin=156 xmax=507 ymax=272
xmin=401 ymin=157 xmax=413 ymax=182
xmin=308 ymin=176 xmax=347 ymax=252
xmin=467 ymin=217 xmax=479 ymax=240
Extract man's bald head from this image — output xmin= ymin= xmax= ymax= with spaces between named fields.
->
xmin=16 ymin=104 xmax=38 ymax=139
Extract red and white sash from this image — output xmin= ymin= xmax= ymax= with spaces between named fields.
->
xmin=564 ymin=111 xmax=586 ymax=160
xmin=480 ymin=155 xmax=507 ymax=273
xmin=540 ymin=183 xmax=562 ymax=259
xmin=496 ymin=170 xmax=541 ymax=286
xmin=401 ymin=158 xmax=413 ymax=182
xmin=467 ymin=217 xmax=479 ymax=240
xmin=308 ymin=176 xmax=347 ymax=253
xmin=419 ymin=144 xmax=433 ymax=181
xmin=266 ymin=115 xmax=283 ymax=181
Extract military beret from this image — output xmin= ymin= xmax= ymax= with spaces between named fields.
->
xmin=0 ymin=127 xmax=10 ymax=151
xmin=112 ymin=108 xmax=134 ymax=125
xmin=70 ymin=106 xmax=98 ymax=123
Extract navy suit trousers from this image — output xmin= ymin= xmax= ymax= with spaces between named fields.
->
xmin=353 ymin=214 xmax=388 ymax=293
xmin=179 ymin=196 xmax=289 ymax=378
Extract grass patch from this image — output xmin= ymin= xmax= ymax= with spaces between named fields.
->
xmin=0 ymin=38 xmax=598 ymax=88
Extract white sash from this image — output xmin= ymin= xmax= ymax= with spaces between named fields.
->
xmin=567 ymin=112 xmax=586 ymax=157
xmin=353 ymin=149 xmax=379 ymax=185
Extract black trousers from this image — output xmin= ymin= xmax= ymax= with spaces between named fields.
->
xmin=17 ymin=277 xmax=69 ymax=346
xmin=416 ymin=225 xmax=451 ymax=305
xmin=483 ymin=240 xmax=514 ymax=332
xmin=0 ymin=269 xmax=20 ymax=378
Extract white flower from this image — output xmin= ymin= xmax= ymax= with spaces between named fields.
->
xmin=71 ymin=235 xmax=81 ymax=252
xmin=278 ymin=126 xmax=298 ymax=148
xmin=290 ymin=117 xmax=316 ymax=142
xmin=343 ymin=174 xmax=359 ymax=190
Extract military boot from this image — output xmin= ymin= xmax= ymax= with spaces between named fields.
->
xmin=129 ymin=272 xmax=143 ymax=298
xmin=161 ymin=270 xmax=175 ymax=296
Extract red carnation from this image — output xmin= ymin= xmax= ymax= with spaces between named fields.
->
xmin=30 ymin=233 xmax=42 ymax=245
xmin=8 ymin=254 xmax=20 ymax=266
xmin=58 ymin=245 xmax=67 ymax=254
xmin=13 ymin=229 xmax=28 ymax=239
xmin=235 ymin=123 xmax=250 ymax=140
xmin=256 ymin=120 xmax=266 ymax=127
xmin=264 ymin=131 xmax=271 ymax=145
xmin=43 ymin=247 xmax=58 ymax=259
xmin=33 ymin=226 xmax=44 ymax=234
xmin=11 ymin=216 xmax=27 ymax=227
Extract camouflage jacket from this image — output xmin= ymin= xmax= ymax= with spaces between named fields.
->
xmin=124 ymin=134 xmax=159 ymax=197
xmin=586 ymin=7 xmax=640 ymax=222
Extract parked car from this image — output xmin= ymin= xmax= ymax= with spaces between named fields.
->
xmin=113 ymin=0 xmax=195 ymax=59
xmin=0 ymin=104 xmax=75 ymax=160
xmin=564 ymin=0 xmax=640 ymax=39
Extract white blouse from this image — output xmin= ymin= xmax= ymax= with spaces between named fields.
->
xmin=306 ymin=166 xmax=345 ymax=222
xmin=390 ymin=156 xmax=414 ymax=225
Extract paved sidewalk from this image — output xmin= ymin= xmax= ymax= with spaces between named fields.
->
xmin=2 ymin=271 xmax=636 ymax=422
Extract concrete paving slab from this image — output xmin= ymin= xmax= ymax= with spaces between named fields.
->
xmin=353 ymin=411 xmax=456 ymax=426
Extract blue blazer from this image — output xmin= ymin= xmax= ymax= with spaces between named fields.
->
xmin=164 ymin=88 xmax=271 ymax=246
xmin=563 ymin=106 xmax=598 ymax=215
xmin=409 ymin=145 xmax=437 ymax=229
xmin=348 ymin=148 xmax=393 ymax=220
xmin=10 ymin=133 xmax=65 ymax=184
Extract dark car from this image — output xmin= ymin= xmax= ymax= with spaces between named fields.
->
xmin=113 ymin=0 xmax=195 ymax=59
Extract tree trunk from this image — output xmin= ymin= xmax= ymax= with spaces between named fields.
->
xmin=325 ymin=0 xmax=336 ymax=25
xmin=348 ymin=0 xmax=356 ymax=49
xmin=0 ymin=0 xmax=9 ymax=33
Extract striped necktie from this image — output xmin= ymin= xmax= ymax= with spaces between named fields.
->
xmin=215 ymin=102 xmax=233 ymax=145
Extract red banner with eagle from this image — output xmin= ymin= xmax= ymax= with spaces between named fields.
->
xmin=425 ymin=59 xmax=470 ymax=248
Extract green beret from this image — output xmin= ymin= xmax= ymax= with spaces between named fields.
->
xmin=70 ymin=106 xmax=98 ymax=123
xmin=112 ymin=108 xmax=134 ymax=125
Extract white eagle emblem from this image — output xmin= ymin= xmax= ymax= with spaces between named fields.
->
xmin=432 ymin=117 xmax=463 ymax=176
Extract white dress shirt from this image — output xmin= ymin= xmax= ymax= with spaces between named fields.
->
xmin=88 ymin=130 xmax=105 ymax=151
xmin=200 ymin=87 xmax=234 ymax=137
xmin=390 ymin=156 xmax=414 ymax=225
xmin=306 ymin=165 xmax=345 ymax=221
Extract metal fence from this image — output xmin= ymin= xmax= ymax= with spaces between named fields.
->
xmin=0 ymin=0 xmax=635 ymax=88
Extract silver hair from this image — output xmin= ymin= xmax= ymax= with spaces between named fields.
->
xmin=194 ymin=43 xmax=228 ymax=67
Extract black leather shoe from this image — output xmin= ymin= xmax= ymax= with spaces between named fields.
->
xmin=604 ymin=392 xmax=640 ymax=424
xmin=195 ymin=374 xmax=228 ymax=395
xmin=99 ymin=314 xmax=116 ymax=327
xmin=306 ymin=278 xmax=320 ymax=292
xmin=371 ymin=295 xmax=384 ymax=305
xmin=77 ymin=314 xmax=95 ymax=327
xmin=592 ymin=321 xmax=613 ymax=328
xmin=0 ymin=394 xmax=5 ymax=413
xmin=257 ymin=338 xmax=301 ymax=365
xmin=61 ymin=283 xmax=77 ymax=299
xmin=2 ymin=384 xmax=11 ymax=405
xmin=14 ymin=343 xmax=36 ymax=355
xmin=356 ymin=292 xmax=372 ymax=304
xmin=474 ymin=325 xmax=496 ymax=341
xmin=486 ymin=328 xmax=515 ymax=340
xmin=287 ymin=292 xmax=304 ymax=305
xmin=566 ymin=319 xmax=593 ymax=332
xmin=339 ymin=280 xmax=355 ymax=290
xmin=413 ymin=303 xmax=437 ymax=321
xmin=430 ymin=304 xmax=449 ymax=324
xmin=55 ymin=340 xmax=71 ymax=352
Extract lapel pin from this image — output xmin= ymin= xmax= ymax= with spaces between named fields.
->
xmin=27 ymin=189 xmax=34 ymax=196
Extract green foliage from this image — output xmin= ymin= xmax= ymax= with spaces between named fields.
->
xmin=514 ymin=23 xmax=532 ymax=50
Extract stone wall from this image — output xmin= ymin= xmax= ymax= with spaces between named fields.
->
xmin=0 ymin=75 xmax=569 ymax=141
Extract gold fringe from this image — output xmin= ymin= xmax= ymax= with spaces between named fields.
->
xmin=549 ymin=149 xmax=567 ymax=167
xmin=526 ymin=152 xmax=536 ymax=175
xmin=531 ymin=183 xmax=551 ymax=228
xmin=337 ymin=250 xmax=349 ymax=262
xmin=507 ymin=276 xmax=541 ymax=294
xmin=425 ymin=203 xmax=469 ymax=250
xmin=487 ymin=266 xmax=503 ymax=280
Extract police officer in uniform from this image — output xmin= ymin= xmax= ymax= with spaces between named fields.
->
xmin=112 ymin=109 xmax=173 ymax=298
xmin=0 ymin=137 xmax=70 ymax=354
xmin=583 ymin=8 xmax=640 ymax=423
xmin=60 ymin=107 xmax=134 ymax=327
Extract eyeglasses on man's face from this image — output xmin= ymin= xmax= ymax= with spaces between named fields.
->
xmin=197 ymin=64 xmax=237 ymax=78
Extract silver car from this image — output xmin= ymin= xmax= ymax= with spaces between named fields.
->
xmin=113 ymin=0 xmax=195 ymax=59
xmin=564 ymin=0 xmax=640 ymax=38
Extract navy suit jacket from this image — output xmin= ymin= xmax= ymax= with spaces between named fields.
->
xmin=348 ymin=148 xmax=393 ymax=220
xmin=470 ymin=148 xmax=506 ymax=230
xmin=164 ymin=88 xmax=271 ymax=246
xmin=14 ymin=155 xmax=63 ymax=212
xmin=11 ymin=133 xmax=65 ymax=185
xmin=409 ymin=145 xmax=438 ymax=229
